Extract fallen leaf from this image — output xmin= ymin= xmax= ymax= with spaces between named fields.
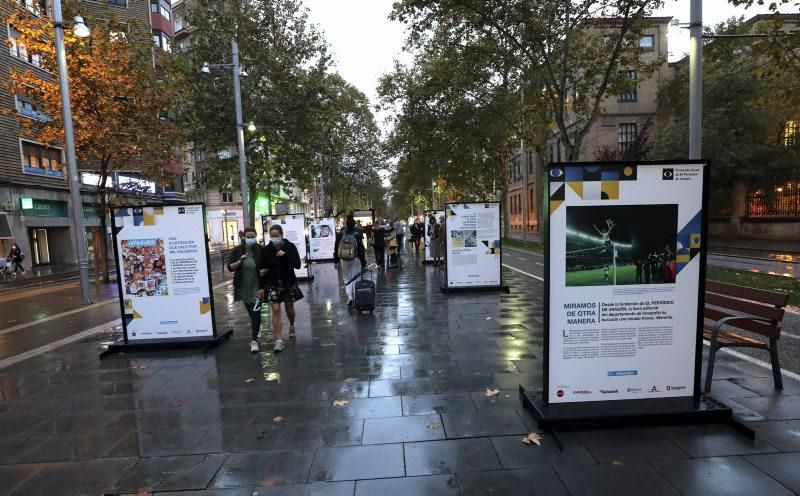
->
xmin=273 ymin=416 xmax=283 ymax=423
xmin=245 ymin=378 xmax=255 ymax=383
xmin=171 ymin=400 xmax=185 ymax=408
xmin=262 ymin=477 xmax=281 ymax=487
xmin=320 ymin=342 xmax=336 ymax=348
xmin=344 ymin=378 xmax=358 ymax=383
xmin=134 ymin=364 xmax=149 ymax=370
xmin=332 ymin=400 xmax=349 ymax=407
xmin=485 ymin=316 xmax=493 ymax=320
xmin=484 ymin=388 xmax=500 ymax=398
xmin=612 ymin=460 xmax=623 ymax=466
xmin=521 ymin=432 xmax=542 ymax=446
xmin=427 ymin=423 xmax=442 ymax=430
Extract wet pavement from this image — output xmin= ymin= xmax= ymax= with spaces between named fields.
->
xmin=0 ymin=249 xmax=799 ymax=494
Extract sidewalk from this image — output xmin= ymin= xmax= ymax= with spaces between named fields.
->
xmin=0 ymin=250 xmax=798 ymax=494
xmin=0 ymin=263 xmax=117 ymax=294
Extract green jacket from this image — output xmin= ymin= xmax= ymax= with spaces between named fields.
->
xmin=227 ymin=243 xmax=266 ymax=302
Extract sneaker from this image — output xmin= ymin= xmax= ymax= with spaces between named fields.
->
xmin=289 ymin=326 xmax=296 ymax=339
xmin=274 ymin=339 xmax=284 ymax=352
xmin=249 ymin=340 xmax=259 ymax=353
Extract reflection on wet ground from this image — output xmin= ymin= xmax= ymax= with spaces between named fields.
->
xmin=0 ymin=249 xmax=799 ymax=494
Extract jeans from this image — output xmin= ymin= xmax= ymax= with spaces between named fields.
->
xmin=373 ymin=246 xmax=385 ymax=267
xmin=396 ymin=234 xmax=404 ymax=250
xmin=341 ymin=258 xmax=361 ymax=301
xmin=243 ymin=301 xmax=262 ymax=341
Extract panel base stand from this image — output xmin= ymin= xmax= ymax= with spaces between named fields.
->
xmin=519 ymin=386 xmax=748 ymax=436
xmin=441 ymin=285 xmax=510 ymax=294
xmin=99 ymin=329 xmax=233 ymax=359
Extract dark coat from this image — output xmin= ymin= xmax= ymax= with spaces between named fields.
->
xmin=263 ymin=239 xmax=302 ymax=287
xmin=227 ymin=243 xmax=266 ymax=301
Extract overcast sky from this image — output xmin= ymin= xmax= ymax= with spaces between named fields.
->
xmin=304 ymin=0 xmax=779 ymax=115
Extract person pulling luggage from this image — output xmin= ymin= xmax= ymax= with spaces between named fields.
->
xmin=334 ymin=216 xmax=367 ymax=306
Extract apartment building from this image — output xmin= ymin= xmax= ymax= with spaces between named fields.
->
xmin=0 ymin=0 xmax=181 ymax=267
xmin=506 ymin=17 xmax=673 ymax=238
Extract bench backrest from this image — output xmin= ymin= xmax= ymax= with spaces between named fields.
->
xmin=220 ymin=249 xmax=232 ymax=270
xmin=704 ymin=280 xmax=789 ymax=339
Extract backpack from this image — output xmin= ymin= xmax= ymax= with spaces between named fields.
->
xmin=338 ymin=232 xmax=357 ymax=261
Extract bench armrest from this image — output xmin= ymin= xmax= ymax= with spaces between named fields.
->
xmin=709 ymin=316 xmax=775 ymax=341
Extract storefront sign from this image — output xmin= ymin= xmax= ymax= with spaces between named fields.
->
xmin=443 ymin=203 xmax=502 ymax=288
xmin=546 ymin=161 xmax=708 ymax=404
xmin=111 ymin=204 xmax=216 ymax=343
xmin=263 ymin=213 xmax=311 ymax=279
xmin=309 ymin=217 xmax=336 ymax=261
xmin=20 ymin=198 xmax=68 ymax=217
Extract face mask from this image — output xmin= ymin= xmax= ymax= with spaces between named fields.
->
xmin=245 ymin=238 xmax=256 ymax=246
xmin=270 ymin=236 xmax=282 ymax=246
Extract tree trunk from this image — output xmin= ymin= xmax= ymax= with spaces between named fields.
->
xmin=98 ymin=187 xmax=110 ymax=284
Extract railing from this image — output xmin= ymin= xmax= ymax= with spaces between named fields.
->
xmin=746 ymin=179 xmax=800 ymax=220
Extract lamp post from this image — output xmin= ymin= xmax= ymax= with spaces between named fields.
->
xmin=688 ymin=0 xmax=702 ymax=159
xmin=201 ymin=40 xmax=251 ymax=225
xmin=53 ymin=0 xmax=92 ymax=305
xmin=222 ymin=209 xmax=229 ymax=247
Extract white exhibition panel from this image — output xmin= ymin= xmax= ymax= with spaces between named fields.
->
xmin=309 ymin=217 xmax=336 ymax=260
xmin=424 ymin=210 xmax=444 ymax=262
xmin=443 ymin=203 xmax=502 ymax=288
xmin=264 ymin=214 xmax=311 ymax=279
xmin=113 ymin=204 xmax=215 ymax=342
xmin=547 ymin=163 xmax=705 ymax=404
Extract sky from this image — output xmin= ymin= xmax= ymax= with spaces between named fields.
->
xmin=303 ymin=0 xmax=779 ymax=116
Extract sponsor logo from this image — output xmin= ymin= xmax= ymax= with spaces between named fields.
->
xmin=649 ymin=386 xmax=660 ymax=393
xmin=178 ymin=207 xmax=186 ymax=214
xmin=572 ymin=389 xmax=592 ymax=395
xmin=626 ymin=387 xmax=642 ymax=393
xmin=131 ymin=332 xmax=136 ymax=336
xmin=556 ymin=390 xmax=565 ymax=398
xmin=599 ymin=389 xmax=619 ymax=394
xmin=666 ymin=385 xmax=687 ymax=392
xmin=662 ymin=168 xmax=674 ymax=180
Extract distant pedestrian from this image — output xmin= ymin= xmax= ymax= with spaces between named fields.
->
xmin=429 ymin=217 xmax=442 ymax=267
xmin=634 ymin=259 xmax=643 ymax=284
xmin=264 ymin=224 xmax=304 ymax=352
xmin=603 ymin=265 xmax=610 ymax=283
xmin=410 ymin=220 xmax=422 ymax=254
xmin=438 ymin=215 xmax=447 ymax=268
xmin=227 ymin=227 xmax=267 ymax=353
xmin=335 ymin=216 xmax=367 ymax=306
xmin=7 ymin=244 xmax=26 ymax=276
xmin=371 ymin=221 xmax=393 ymax=269
xmin=394 ymin=217 xmax=405 ymax=251
xmin=644 ymin=257 xmax=652 ymax=284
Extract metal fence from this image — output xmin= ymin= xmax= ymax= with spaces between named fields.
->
xmin=746 ymin=179 xmax=800 ymax=219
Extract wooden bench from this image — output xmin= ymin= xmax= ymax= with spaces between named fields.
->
xmin=220 ymin=248 xmax=232 ymax=274
xmin=704 ymin=280 xmax=789 ymax=393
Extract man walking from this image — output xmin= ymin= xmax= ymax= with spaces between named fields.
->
xmin=393 ymin=217 xmax=405 ymax=251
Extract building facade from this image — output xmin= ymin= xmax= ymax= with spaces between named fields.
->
xmin=1 ymin=0 xmax=182 ymax=267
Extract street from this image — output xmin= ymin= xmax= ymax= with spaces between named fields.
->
xmin=0 ymin=248 xmax=799 ymax=494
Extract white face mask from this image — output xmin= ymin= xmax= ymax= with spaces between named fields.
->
xmin=270 ymin=236 xmax=282 ymax=246
xmin=244 ymin=238 xmax=257 ymax=246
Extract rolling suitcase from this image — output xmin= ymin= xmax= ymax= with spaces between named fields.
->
xmin=354 ymin=270 xmax=376 ymax=314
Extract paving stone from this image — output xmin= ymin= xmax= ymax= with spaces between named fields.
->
xmin=744 ymin=452 xmax=800 ymax=493
xmin=355 ymin=474 xmax=459 ymax=495
xmin=13 ymin=458 xmax=138 ymax=495
xmin=363 ymin=414 xmax=445 ymax=444
xmin=402 ymin=392 xmax=477 ymax=415
xmin=110 ymin=454 xmax=228 ymax=492
xmin=556 ymin=462 xmax=680 ymax=496
xmin=658 ymin=424 xmax=779 ymax=457
xmin=491 ymin=433 xmax=596 ymax=468
xmin=440 ymin=410 xmax=528 ymax=438
xmin=211 ymin=450 xmax=314 ymax=488
xmin=0 ymin=464 xmax=45 ymax=494
xmin=746 ymin=419 xmax=800 ymax=451
xmin=253 ymin=481 xmax=355 ymax=495
xmin=457 ymin=467 xmax=569 ymax=496
xmin=577 ymin=427 xmax=689 ymax=463
xmin=404 ymin=438 xmax=502 ymax=476
xmin=308 ymin=444 xmax=405 ymax=482
xmin=729 ymin=395 xmax=800 ymax=420
xmin=652 ymin=456 xmax=795 ymax=496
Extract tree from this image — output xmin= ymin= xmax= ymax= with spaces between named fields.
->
xmin=5 ymin=1 xmax=188 ymax=281
xmin=650 ymin=17 xmax=800 ymax=208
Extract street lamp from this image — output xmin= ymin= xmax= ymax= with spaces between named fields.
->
xmin=200 ymin=40 xmax=251 ymax=226
xmin=53 ymin=0 xmax=92 ymax=305
xmin=247 ymin=122 xmax=256 ymax=132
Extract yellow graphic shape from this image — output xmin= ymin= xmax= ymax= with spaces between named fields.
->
xmin=550 ymin=200 xmax=563 ymax=215
xmin=132 ymin=310 xmax=143 ymax=319
xmin=677 ymin=254 xmax=691 ymax=263
xmin=567 ymin=181 xmax=584 ymax=198
xmin=200 ymin=300 xmax=212 ymax=314
xmin=690 ymin=234 xmax=701 ymax=248
xmin=143 ymin=212 xmax=156 ymax=226
xmin=623 ymin=166 xmax=634 ymax=177
xmin=601 ymin=181 xmax=619 ymax=200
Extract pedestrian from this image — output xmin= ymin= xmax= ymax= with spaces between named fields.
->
xmin=429 ymin=216 xmax=442 ymax=267
xmin=438 ymin=215 xmax=447 ymax=268
xmin=603 ymin=264 xmax=610 ymax=283
xmin=393 ymin=217 xmax=405 ymax=251
xmin=7 ymin=243 xmax=26 ymax=276
xmin=371 ymin=221 xmax=390 ymax=269
xmin=263 ymin=224 xmax=304 ymax=352
xmin=634 ymin=259 xmax=643 ymax=284
xmin=334 ymin=216 xmax=367 ymax=306
xmin=227 ymin=227 xmax=267 ymax=353
xmin=410 ymin=220 xmax=422 ymax=254
xmin=644 ymin=255 xmax=652 ymax=284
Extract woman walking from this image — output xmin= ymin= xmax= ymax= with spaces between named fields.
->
xmin=227 ymin=228 xmax=267 ymax=353
xmin=8 ymin=243 xmax=26 ymax=276
xmin=428 ymin=216 xmax=442 ymax=267
xmin=263 ymin=224 xmax=303 ymax=352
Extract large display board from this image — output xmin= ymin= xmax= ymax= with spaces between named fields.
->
xmin=309 ymin=217 xmax=336 ymax=261
xmin=111 ymin=204 xmax=217 ymax=343
xmin=546 ymin=161 xmax=708 ymax=404
xmin=263 ymin=213 xmax=311 ymax=279
xmin=352 ymin=209 xmax=375 ymax=228
xmin=443 ymin=203 xmax=502 ymax=288
xmin=424 ymin=210 xmax=445 ymax=263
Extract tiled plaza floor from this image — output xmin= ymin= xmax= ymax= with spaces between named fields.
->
xmin=0 ymin=249 xmax=799 ymax=495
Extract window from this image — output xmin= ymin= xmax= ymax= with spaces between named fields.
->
xmin=20 ymin=140 xmax=64 ymax=177
xmin=174 ymin=16 xmax=184 ymax=31
xmin=618 ymin=123 xmax=637 ymax=151
xmin=15 ymin=95 xmax=49 ymax=121
xmin=107 ymin=0 xmax=126 ymax=6
xmin=8 ymin=25 xmax=41 ymax=67
xmin=160 ymin=5 xmax=171 ymax=19
xmin=152 ymin=30 xmax=171 ymax=52
xmin=527 ymin=152 xmax=533 ymax=175
xmin=19 ymin=0 xmax=43 ymax=16
xmin=784 ymin=120 xmax=799 ymax=147
xmin=221 ymin=191 xmax=233 ymax=203
xmin=618 ymin=70 xmax=637 ymax=102
xmin=640 ymin=35 xmax=654 ymax=49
